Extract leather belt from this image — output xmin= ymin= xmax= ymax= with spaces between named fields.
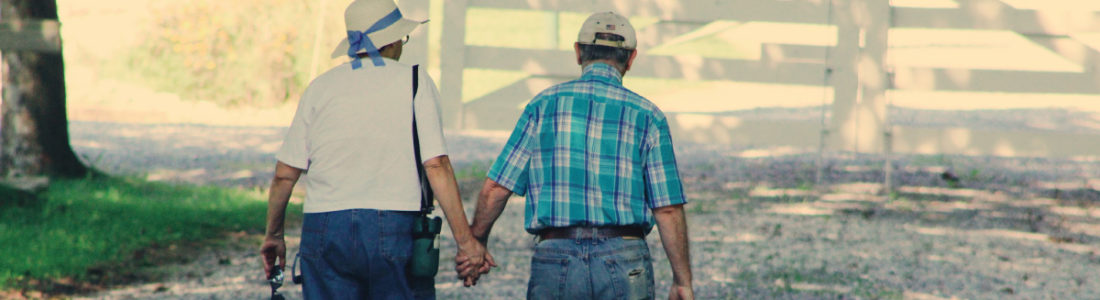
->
xmin=537 ymin=226 xmax=645 ymax=241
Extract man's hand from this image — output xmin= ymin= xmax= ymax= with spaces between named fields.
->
xmin=669 ymin=284 xmax=694 ymax=300
xmin=654 ymin=204 xmax=693 ymax=300
xmin=260 ymin=237 xmax=287 ymax=279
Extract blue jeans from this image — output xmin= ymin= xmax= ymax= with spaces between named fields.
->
xmin=299 ymin=209 xmax=434 ymax=300
xmin=527 ymin=237 xmax=655 ymax=300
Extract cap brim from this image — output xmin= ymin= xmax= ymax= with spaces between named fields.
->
xmin=580 ymin=39 xmax=633 ymax=49
xmin=331 ymin=19 xmax=427 ymax=59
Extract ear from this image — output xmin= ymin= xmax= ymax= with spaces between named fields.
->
xmin=574 ymin=43 xmax=583 ymax=65
xmin=393 ymin=40 xmax=404 ymax=59
xmin=624 ymin=49 xmax=638 ymax=72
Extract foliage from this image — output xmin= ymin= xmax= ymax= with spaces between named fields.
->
xmin=0 ymin=177 xmax=301 ymax=288
xmin=120 ymin=0 xmax=316 ymax=107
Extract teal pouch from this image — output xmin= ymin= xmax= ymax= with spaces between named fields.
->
xmin=408 ymin=215 xmax=442 ymax=278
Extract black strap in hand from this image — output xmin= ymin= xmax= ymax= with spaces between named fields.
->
xmin=411 ymin=65 xmax=434 ymax=214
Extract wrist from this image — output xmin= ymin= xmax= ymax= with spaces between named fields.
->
xmin=472 ymin=232 xmax=489 ymax=245
xmin=457 ymin=237 xmax=480 ymax=251
xmin=672 ymin=276 xmax=692 ymax=287
xmin=265 ymin=232 xmax=284 ymax=240
xmin=454 ymin=234 xmax=475 ymax=247
xmin=470 ymin=226 xmax=489 ymax=244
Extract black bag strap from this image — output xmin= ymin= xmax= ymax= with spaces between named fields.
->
xmin=411 ymin=65 xmax=433 ymax=214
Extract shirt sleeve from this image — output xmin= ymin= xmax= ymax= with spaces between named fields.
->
xmin=642 ymin=114 xmax=687 ymax=208
xmin=413 ymin=67 xmax=448 ymax=162
xmin=486 ymin=103 xmax=538 ymax=196
xmin=276 ymin=87 xmax=314 ymax=170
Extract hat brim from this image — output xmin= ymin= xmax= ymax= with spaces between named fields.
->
xmin=330 ymin=18 xmax=426 ymax=59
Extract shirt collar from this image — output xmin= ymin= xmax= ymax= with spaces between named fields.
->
xmin=580 ymin=62 xmax=623 ymax=85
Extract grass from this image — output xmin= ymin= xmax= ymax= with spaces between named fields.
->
xmin=0 ymin=176 xmax=301 ymax=291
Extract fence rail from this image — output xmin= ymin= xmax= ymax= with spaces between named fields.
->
xmin=438 ymin=0 xmax=1100 ymax=158
xmin=438 ymin=0 xmax=1100 ymax=159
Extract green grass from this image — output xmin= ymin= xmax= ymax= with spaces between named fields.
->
xmin=0 ymin=177 xmax=301 ymax=289
xmin=454 ymin=160 xmax=493 ymax=181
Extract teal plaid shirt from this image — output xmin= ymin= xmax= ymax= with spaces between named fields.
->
xmin=487 ymin=62 xmax=687 ymax=234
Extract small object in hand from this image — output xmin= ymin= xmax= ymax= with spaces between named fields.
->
xmin=269 ymin=267 xmax=285 ymax=300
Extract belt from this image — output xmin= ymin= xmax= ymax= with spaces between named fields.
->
xmin=537 ymin=226 xmax=645 ymax=241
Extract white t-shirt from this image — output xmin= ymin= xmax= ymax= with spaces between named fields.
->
xmin=276 ymin=58 xmax=447 ymax=213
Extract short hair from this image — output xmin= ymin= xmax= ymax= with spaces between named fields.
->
xmin=578 ymin=33 xmax=633 ymax=69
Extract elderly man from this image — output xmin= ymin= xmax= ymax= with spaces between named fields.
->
xmin=459 ymin=11 xmax=694 ymax=300
xmin=260 ymin=0 xmax=488 ymax=299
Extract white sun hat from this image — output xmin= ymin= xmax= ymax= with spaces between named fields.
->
xmin=331 ymin=0 xmax=427 ymax=68
xmin=576 ymin=11 xmax=637 ymax=49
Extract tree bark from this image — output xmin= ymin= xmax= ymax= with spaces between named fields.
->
xmin=0 ymin=0 xmax=87 ymax=178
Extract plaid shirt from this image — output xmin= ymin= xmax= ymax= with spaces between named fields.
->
xmin=487 ymin=62 xmax=687 ymax=234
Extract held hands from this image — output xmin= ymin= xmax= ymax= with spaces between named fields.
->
xmin=454 ymin=240 xmax=496 ymax=287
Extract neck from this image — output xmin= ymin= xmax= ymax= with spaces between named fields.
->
xmin=355 ymin=43 xmax=402 ymax=61
xmin=356 ymin=54 xmax=398 ymax=60
xmin=582 ymin=60 xmax=626 ymax=76
xmin=356 ymin=51 xmax=399 ymax=61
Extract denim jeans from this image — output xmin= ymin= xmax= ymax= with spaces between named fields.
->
xmin=527 ymin=237 xmax=655 ymax=300
xmin=299 ymin=209 xmax=434 ymax=300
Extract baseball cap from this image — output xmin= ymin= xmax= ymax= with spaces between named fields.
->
xmin=576 ymin=12 xmax=637 ymax=49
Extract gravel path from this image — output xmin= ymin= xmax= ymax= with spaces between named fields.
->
xmin=68 ymin=120 xmax=1100 ymax=299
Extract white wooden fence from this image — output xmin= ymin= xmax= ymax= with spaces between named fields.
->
xmin=7 ymin=0 xmax=1100 ymax=159
xmin=433 ymin=0 xmax=1100 ymax=159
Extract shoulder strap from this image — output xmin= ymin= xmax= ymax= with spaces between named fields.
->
xmin=411 ymin=65 xmax=433 ymax=214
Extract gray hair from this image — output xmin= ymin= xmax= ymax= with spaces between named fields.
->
xmin=578 ymin=33 xmax=633 ymax=69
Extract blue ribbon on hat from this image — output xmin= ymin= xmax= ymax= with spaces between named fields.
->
xmin=348 ymin=8 xmax=403 ymax=69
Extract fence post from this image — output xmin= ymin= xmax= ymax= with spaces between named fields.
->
xmin=828 ymin=0 xmax=889 ymax=154
xmin=440 ymin=0 xmax=468 ymax=130
xmin=828 ymin=0 xmax=860 ymax=154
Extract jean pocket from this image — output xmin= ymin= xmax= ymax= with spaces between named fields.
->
xmin=381 ymin=232 xmax=413 ymax=263
xmin=527 ymin=254 xmax=569 ymax=300
xmin=609 ymin=252 xmax=654 ymax=300
xmin=625 ymin=266 xmax=653 ymax=300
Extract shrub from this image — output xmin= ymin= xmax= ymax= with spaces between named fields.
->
xmin=123 ymin=0 xmax=316 ymax=107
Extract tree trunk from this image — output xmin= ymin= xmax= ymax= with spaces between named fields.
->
xmin=0 ymin=0 xmax=87 ymax=178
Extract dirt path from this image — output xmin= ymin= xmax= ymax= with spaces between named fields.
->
xmin=68 ymin=122 xmax=506 ymax=299
xmin=67 ymin=120 xmax=1100 ymax=299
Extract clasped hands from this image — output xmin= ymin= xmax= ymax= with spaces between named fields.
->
xmin=454 ymin=238 xmax=496 ymax=287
